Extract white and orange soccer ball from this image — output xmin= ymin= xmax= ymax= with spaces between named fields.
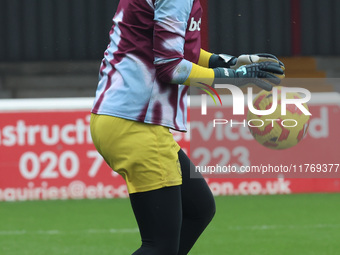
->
xmin=247 ymin=86 xmax=310 ymax=150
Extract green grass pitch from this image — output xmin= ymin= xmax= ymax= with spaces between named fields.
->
xmin=1 ymin=194 xmax=340 ymax=255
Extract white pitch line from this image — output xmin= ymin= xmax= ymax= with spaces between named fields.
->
xmin=1 ymin=224 xmax=339 ymax=236
xmin=0 ymin=228 xmax=139 ymax=236
xmin=227 ymin=224 xmax=340 ymax=231
xmin=87 ymin=228 xmax=139 ymax=234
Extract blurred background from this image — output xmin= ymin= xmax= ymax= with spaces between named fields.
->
xmin=1 ymin=1 xmax=340 ymax=254
xmin=0 ymin=0 xmax=340 ymax=98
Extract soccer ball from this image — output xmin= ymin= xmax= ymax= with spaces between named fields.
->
xmin=247 ymin=86 xmax=310 ymax=150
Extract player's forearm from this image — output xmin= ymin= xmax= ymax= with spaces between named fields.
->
xmin=160 ymin=56 xmax=284 ymax=92
xmin=162 ymin=50 xmax=232 ymax=87
xmin=154 ymin=58 xmax=214 ymax=87
xmin=155 ymin=56 xmax=233 ymax=87
xmin=182 ymin=62 xmax=215 ymax=86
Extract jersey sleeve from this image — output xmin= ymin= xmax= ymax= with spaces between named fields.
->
xmin=153 ymin=0 xmax=215 ymax=86
xmin=153 ymin=0 xmax=193 ymax=84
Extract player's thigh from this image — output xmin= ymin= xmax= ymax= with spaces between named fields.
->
xmin=130 ymin=186 xmax=182 ymax=254
xmin=178 ymin=149 xmax=216 ymax=217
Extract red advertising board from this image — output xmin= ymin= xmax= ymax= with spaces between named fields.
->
xmin=0 ymin=95 xmax=339 ymax=201
xmin=0 ymin=110 xmax=128 ymax=201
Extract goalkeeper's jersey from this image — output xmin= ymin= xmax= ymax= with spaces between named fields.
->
xmin=91 ymin=0 xmax=202 ymax=131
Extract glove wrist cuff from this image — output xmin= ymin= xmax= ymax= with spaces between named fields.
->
xmin=213 ymin=68 xmax=236 ymax=78
xmin=209 ymin=54 xmax=236 ymax=68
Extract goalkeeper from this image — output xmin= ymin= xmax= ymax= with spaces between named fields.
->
xmin=90 ymin=0 xmax=284 ymax=254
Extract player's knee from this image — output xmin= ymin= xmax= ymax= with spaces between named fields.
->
xmin=206 ymin=197 xmax=216 ymax=222
xmin=200 ymin=195 xmax=216 ymax=224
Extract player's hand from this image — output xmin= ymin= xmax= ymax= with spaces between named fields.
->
xmin=213 ymin=62 xmax=284 ymax=91
xmin=230 ymin=53 xmax=285 ymax=71
xmin=210 ymin=53 xmax=285 ymax=77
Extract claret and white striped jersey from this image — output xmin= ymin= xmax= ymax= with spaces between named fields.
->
xmin=92 ymin=0 xmax=202 ymax=131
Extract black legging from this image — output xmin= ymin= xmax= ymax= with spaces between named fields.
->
xmin=130 ymin=149 xmax=216 ymax=255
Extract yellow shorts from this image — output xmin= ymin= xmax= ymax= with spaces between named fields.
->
xmin=90 ymin=114 xmax=182 ymax=194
